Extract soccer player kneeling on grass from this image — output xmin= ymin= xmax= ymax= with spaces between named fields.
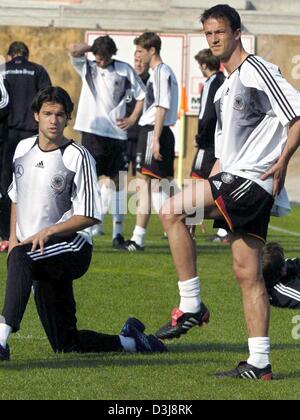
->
xmin=157 ymin=4 xmax=300 ymax=380
xmin=0 ymin=86 xmax=166 ymax=361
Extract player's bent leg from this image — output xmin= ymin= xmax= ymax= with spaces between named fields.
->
xmin=156 ymin=180 xmax=219 ymax=341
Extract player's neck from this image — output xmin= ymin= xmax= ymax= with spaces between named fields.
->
xmin=38 ymin=133 xmax=68 ymax=151
xmin=222 ymin=46 xmax=250 ymax=75
xmin=150 ymin=55 xmax=163 ymax=70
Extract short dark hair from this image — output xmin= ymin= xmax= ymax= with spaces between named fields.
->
xmin=90 ymin=35 xmax=118 ymax=58
xmin=32 ymin=86 xmax=74 ymax=120
xmin=201 ymin=4 xmax=242 ymax=33
xmin=134 ymin=32 xmax=162 ymax=54
xmin=195 ymin=49 xmax=221 ymax=71
xmin=7 ymin=42 xmax=29 ymax=58
xmin=262 ymin=242 xmax=285 ymax=288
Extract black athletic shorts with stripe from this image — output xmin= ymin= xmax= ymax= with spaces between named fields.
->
xmin=209 ymin=173 xmax=274 ymax=242
xmin=82 ymin=132 xmax=128 ymax=178
xmin=136 ymin=125 xmax=175 ymax=179
xmin=191 ymin=147 xmax=216 ymax=180
xmin=1 ymin=234 xmax=122 ymax=353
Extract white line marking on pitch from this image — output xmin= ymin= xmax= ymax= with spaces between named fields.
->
xmin=269 ymin=225 xmax=300 ymax=237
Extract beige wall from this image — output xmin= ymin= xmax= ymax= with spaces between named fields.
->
xmin=1 ymin=27 xmax=300 ymax=181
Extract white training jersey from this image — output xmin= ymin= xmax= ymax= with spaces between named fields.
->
xmin=71 ymin=57 xmax=146 ymax=140
xmin=139 ymin=63 xmax=179 ymax=127
xmin=214 ymin=55 xmax=300 ymax=195
xmin=8 ymin=137 xmax=102 ymax=243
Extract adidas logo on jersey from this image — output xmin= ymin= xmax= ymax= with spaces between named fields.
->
xmin=213 ymin=180 xmax=222 ymax=190
xmin=35 ymin=161 xmax=44 ymax=169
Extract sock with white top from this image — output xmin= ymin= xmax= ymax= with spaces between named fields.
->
xmin=112 ymin=190 xmax=126 ymax=239
xmin=247 ymin=337 xmax=271 ymax=369
xmin=119 ymin=335 xmax=137 ymax=352
xmin=131 ymin=225 xmax=147 ymax=247
xmin=178 ymin=277 xmax=202 ymax=314
xmin=0 ymin=322 xmax=12 ymax=349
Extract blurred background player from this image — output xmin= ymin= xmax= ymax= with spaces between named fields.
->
xmin=0 ymin=86 xmax=165 ymax=361
xmin=191 ymin=48 xmax=227 ymax=242
xmin=124 ymin=32 xmax=179 ymax=252
xmin=126 ymin=51 xmax=150 ymax=176
xmin=0 ymin=74 xmax=9 ymax=251
xmin=68 ymin=36 xmax=145 ymax=248
xmin=262 ymin=242 xmax=300 ymax=309
xmin=0 ymin=42 xmax=51 ymax=250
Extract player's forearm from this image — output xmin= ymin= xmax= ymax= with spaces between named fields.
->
xmin=68 ymin=43 xmax=91 ymax=58
xmin=46 ymin=215 xmax=99 ymax=238
xmin=153 ymin=107 xmax=167 ymax=144
xmin=129 ymin=100 xmax=144 ymax=125
xmin=9 ymin=203 xmax=17 ymax=243
xmin=279 ymin=118 xmax=300 ymax=165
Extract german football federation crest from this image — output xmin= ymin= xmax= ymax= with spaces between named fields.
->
xmin=51 ymin=173 xmax=66 ymax=195
xmin=221 ymin=173 xmax=234 ymax=184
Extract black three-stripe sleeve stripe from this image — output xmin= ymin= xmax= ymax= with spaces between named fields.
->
xmin=71 ymin=144 xmax=94 ymax=218
xmin=247 ymin=56 xmax=297 ymax=122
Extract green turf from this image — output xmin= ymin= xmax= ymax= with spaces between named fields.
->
xmin=0 ymin=209 xmax=300 ymax=400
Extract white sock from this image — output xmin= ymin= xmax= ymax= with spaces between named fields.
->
xmin=152 ymin=190 xmax=169 ymax=214
xmin=0 ymin=322 xmax=12 ymax=348
xmin=131 ymin=225 xmax=147 ymax=247
xmin=178 ymin=277 xmax=201 ymax=314
xmin=119 ymin=335 xmax=137 ymax=352
xmin=247 ymin=337 xmax=271 ymax=369
xmin=217 ymin=228 xmax=228 ymax=238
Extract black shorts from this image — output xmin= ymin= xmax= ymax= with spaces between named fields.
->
xmin=126 ymin=139 xmax=138 ymax=176
xmin=136 ymin=125 xmax=175 ymax=179
xmin=191 ymin=148 xmax=216 ymax=180
xmin=209 ymin=173 xmax=274 ymax=242
xmin=81 ymin=132 xmax=128 ymax=178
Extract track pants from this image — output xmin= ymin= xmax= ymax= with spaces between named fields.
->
xmin=1 ymin=235 xmax=122 ymax=353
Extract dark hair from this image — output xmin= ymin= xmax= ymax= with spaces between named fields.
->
xmin=7 ymin=41 xmax=29 ymax=58
xmin=195 ymin=48 xmax=221 ymax=71
xmin=262 ymin=242 xmax=285 ymax=288
xmin=201 ymin=4 xmax=242 ymax=33
xmin=31 ymin=86 xmax=74 ymax=120
xmin=134 ymin=32 xmax=162 ymax=54
xmin=90 ymin=35 xmax=118 ymax=58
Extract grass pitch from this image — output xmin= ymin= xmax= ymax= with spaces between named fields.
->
xmin=0 ymin=209 xmax=300 ymax=400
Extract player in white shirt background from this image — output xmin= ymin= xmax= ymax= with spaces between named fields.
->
xmin=69 ymin=36 xmax=145 ymax=249
xmin=156 ymin=4 xmax=300 ymax=380
xmin=124 ymin=32 xmax=179 ymax=252
xmin=0 ymin=86 xmax=166 ymax=361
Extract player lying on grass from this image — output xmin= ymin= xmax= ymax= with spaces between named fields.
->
xmin=0 ymin=86 xmax=166 ymax=361
xmin=263 ymin=242 xmax=300 ymax=309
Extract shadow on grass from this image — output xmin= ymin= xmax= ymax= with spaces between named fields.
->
xmin=0 ymin=354 xmax=219 ymax=371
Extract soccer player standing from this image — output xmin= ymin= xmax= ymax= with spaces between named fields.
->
xmin=124 ymin=32 xmax=179 ymax=252
xmin=68 ymin=36 xmax=145 ymax=247
xmin=0 ymin=86 xmax=165 ymax=361
xmin=157 ymin=4 xmax=300 ymax=380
